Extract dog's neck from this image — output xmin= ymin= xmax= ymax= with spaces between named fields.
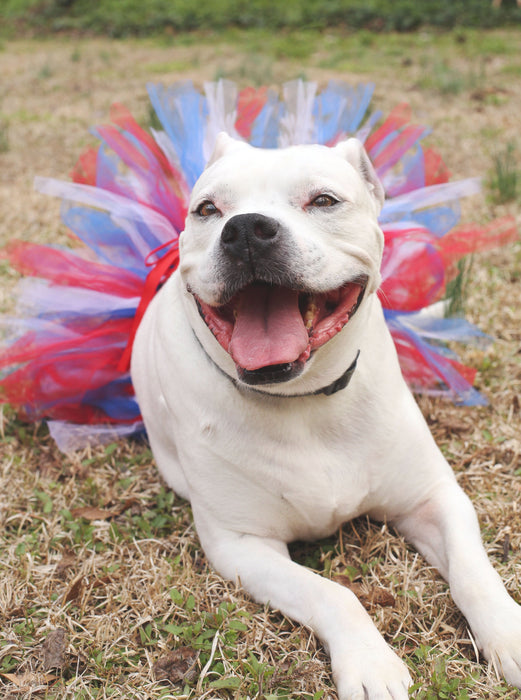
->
xmin=310 ymin=349 xmax=360 ymax=396
xmin=192 ymin=326 xmax=360 ymax=399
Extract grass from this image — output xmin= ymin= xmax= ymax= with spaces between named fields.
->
xmin=411 ymin=655 xmax=476 ymax=699
xmin=445 ymin=257 xmax=473 ymax=318
xmin=0 ymin=420 xmax=336 ymax=698
xmin=3 ymin=415 xmax=521 ymax=698
xmin=1 ymin=30 xmax=521 ymax=700
xmin=1 ymin=0 xmax=521 ymax=37
xmin=416 ymin=57 xmax=487 ymax=95
xmin=487 ymin=142 xmax=520 ymax=205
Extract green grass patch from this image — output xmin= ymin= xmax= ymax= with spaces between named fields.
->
xmin=409 ymin=649 xmax=476 ymax=699
xmin=487 ymin=142 xmax=520 ymax=204
xmin=145 ymin=58 xmax=201 ymax=75
xmin=2 ymin=0 xmax=521 ymax=37
xmin=445 ymin=257 xmax=473 ymax=318
xmin=417 ymin=56 xmax=487 ymax=95
xmin=500 ymin=61 xmax=521 ymax=77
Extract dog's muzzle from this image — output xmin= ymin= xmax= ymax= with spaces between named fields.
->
xmin=192 ymin=212 xmax=367 ymax=386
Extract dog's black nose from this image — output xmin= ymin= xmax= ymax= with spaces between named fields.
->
xmin=220 ymin=213 xmax=280 ymax=262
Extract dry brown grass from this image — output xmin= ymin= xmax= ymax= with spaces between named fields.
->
xmin=1 ymin=29 xmax=520 ymax=699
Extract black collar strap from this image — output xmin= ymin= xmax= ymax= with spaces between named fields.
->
xmin=313 ymin=349 xmax=360 ymax=396
xmin=237 ymin=349 xmax=360 ymax=399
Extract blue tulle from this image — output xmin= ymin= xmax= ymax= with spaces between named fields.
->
xmin=312 ymin=82 xmax=375 ymax=143
xmin=63 ymin=206 xmax=149 ymax=277
xmin=249 ymin=93 xmax=282 ymax=148
xmin=147 ymin=82 xmax=208 ymax=189
xmin=83 ymin=377 xmax=141 ymax=421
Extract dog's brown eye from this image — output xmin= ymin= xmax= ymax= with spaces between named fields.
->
xmin=196 ymin=201 xmax=220 ymax=217
xmin=309 ymin=194 xmax=339 ymax=208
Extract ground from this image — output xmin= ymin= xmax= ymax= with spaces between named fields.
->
xmin=0 ymin=29 xmax=520 ymax=699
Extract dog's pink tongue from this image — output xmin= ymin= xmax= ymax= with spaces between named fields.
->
xmin=229 ymin=286 xmax=309 ymax=371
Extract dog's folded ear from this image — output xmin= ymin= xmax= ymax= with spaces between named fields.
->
xmin=206 ymin=132 xmax=249 ymax=168
xmin=334 ymin=138 xmax=385 ymax=214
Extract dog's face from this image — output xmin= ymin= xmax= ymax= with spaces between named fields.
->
xmin=179 ymin=134 xmax=385 ymax=389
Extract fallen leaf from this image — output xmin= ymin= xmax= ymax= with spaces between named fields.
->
xmin=333 ymin=576 xmax=395 ymax=609
xmin=41 ymin=628 xmax=67 ymax=671
xmin=113 ymin=496 xmax=141 ymax=514
xmin=70 ymin=497 xmax=141 ymax=521
xmin=370 ymin=587 xmax=396 ymax=608
xmin=64 ymin=575 xmax=85 ymax=604
xmin=153 ymin=646 xmax=199 ymax=684
xmin=91 ymin=574 xmax=114 ymax=588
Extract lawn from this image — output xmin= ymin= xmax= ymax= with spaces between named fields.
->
xmin=1 ymin=28 xmax=521 ymax=699
xmin=2 ymin=0 xmax=520 ymax=35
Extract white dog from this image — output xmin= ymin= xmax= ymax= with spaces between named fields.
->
xmin=132 ymin=134 xmax=521 ymax=699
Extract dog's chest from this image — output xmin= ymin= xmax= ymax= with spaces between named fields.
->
xmin=186 ymin=396 xmax=374 ymax=541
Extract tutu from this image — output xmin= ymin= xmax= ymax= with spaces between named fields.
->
xmin=0 ymin=80 xmax=517 ymax=452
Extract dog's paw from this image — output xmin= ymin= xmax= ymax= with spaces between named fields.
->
xmin=473 ymin=599 xmax=521 ymax=688
xmin=333 ymin=645 xmax=412 ymax=700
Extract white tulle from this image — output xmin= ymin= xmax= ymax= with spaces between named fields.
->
xmin=380 ymin=178 xmax=482 ymax=224
xmin=279 ymin=80 xmax=318 ymax=147
xmin=34 ymin=177 xmax=178 ymax=246
xmin=48 ymin=419 xmax=144 ymax=453
xmin=203 ymin=80 xmax=242 ymax=160
xmin=16 ymin=278 xmax=140 ymax=317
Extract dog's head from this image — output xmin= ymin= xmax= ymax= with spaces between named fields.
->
xmin=178 ymin=133 xmax=385 ymax=393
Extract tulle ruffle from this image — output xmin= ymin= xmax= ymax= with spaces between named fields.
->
xmin=0 ymin=79 xmax=517 ymax=451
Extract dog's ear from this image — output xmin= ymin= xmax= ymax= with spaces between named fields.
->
xmin=334 ymin=138 xmax=385 ymax=214
xmin=206 ymin=132 xmax=249 ymax=168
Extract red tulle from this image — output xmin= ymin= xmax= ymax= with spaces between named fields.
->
xmin=438 ymin=217 xmax=518 ymax=274
xmin=380 ymin=226 xmax=445 ymax=312
xmin=2 ymin=241 xmax=144 ymax=298
xmin=371 ymin=125 xmax=427 ymax=174
xmin=70 ymin=147 xmax=97 ymax=185
xmin=365 ymin=104 xmax=412 ymax=153
xmin=0 ymin=318 xmax=133 ymax=424
xmin=109 ymin=103 xmax=177 ymax=180
xmin=424 ymin=147 xmax=451 ymax=186
xmin=0 ymin=318 xmax=130 ymax=371
xmin=380 ymin=217 xmax=518 ymax=312
xmin=390 ymin=328 xmax=477 ymax=391
xmin=235 ymin=87 xmax=269 ymax=139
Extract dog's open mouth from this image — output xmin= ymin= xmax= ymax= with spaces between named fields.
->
xmin=195 ymin=280 xmax=365 ymax=385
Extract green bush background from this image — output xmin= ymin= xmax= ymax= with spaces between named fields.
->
xmin=2 ymin=0 xmax=521 ymax=36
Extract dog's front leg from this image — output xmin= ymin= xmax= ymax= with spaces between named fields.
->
xmin=194 ymin=510 xmax=411 ymax=700
xmin=395 ymin=478 xmax=521 ymax=686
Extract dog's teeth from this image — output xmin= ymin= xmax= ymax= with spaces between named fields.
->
xmin=304 ymin=302 xmax=317 ymax=330
xmin=233 ymin=309 xmax=238 ymax=320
